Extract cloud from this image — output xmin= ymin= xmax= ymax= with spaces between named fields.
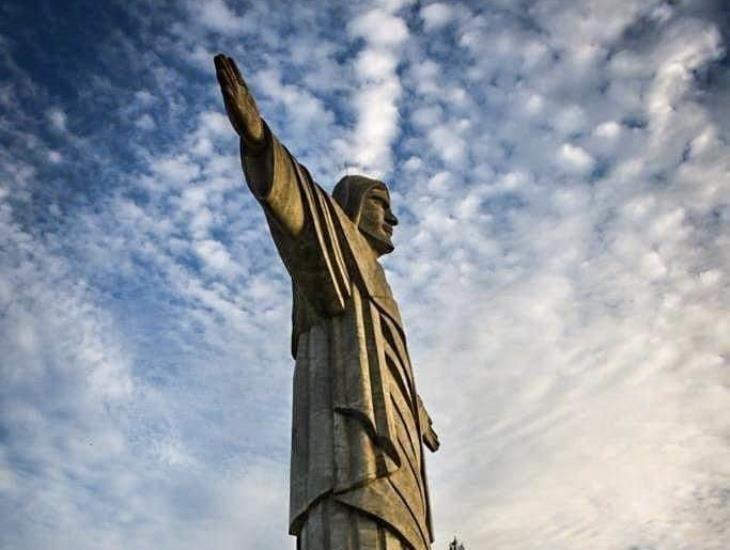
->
xmin=594 ymin=120 xmax=621 ymax=139
xmin=420 ymin=2 xmax=454 ymax=31
xmin=47 ymin=107 xmax=67 ymax=131
xmin=188 ymin=0 xmax=251 ymax=36
xmin=558 ymin=142 xmax=595 ymax=174
xmin=194 ymin=238 xmax=237 ymax=278
xmin=135 ymin=113 xmax=156 ymax=131
xmin=47 ymin=150 xmax=63 ymax=163
xmin=1 ymin=0 xmax=729 ymax=549
xmin=348 ymin=7 xmax=409 ymax=47
xmin=346 ymin=4 xmax=410 ymax=176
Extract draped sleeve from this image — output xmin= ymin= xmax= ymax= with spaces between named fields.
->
xmin=242 ymin=123 xmax=351 ymax=353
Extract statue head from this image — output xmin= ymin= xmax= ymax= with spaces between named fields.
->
xmin=333 ymin=175 xmax=399 ymax=256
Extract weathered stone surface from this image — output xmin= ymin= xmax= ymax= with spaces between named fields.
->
xmin=215 ymin=53 xmax=439 ymax=549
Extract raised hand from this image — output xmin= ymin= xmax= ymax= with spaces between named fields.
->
xmin=214 ymin=54 xmax=265 ymax=147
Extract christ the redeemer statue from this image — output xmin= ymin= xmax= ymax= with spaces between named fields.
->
xmin=215 ymin=53 xmax=440 ymax=550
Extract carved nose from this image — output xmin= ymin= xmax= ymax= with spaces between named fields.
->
xmin=386 ymin=210 xmax=399 ymax=226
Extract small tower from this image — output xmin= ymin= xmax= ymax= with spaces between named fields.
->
xmin=449 ymin=537 xmax=466 ymax=550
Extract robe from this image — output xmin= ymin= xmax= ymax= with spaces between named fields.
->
xmin=243 ymin=125 xmax=434 ymax=550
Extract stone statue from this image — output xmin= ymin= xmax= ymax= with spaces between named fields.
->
xmin=215 ymin=53 xmax=440 ymax=550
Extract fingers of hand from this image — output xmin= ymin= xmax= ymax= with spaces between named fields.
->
xmin=215 ymin=54 xmax=258 ymax=138
xmin=215 ymin=67 xmax=232 ymax=91
xmin=220 ymin=82 xmax=234 ymax=98
xmin=214 ymin=55 xmax=254 ymax=107
xmin=214 ymin=55 xmax=229 ymax=80
xmin=227 ymin=57 xmax=247 ymax=88
xmin=215 ymin=56 xmax=239 ymax=92
xmin=223 ymin=59 xmax=240 ymax=91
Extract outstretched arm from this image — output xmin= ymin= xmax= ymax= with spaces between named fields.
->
xmin=214 ymin=53 xmax=304 ymax=237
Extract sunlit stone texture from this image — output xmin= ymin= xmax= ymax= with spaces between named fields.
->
xmin=215 ymin=53 xmax=440 ymax=549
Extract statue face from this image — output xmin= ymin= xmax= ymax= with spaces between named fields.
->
xmin=359 ymin=185 xmax=399 ymax=256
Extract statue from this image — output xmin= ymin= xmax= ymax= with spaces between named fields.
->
xmin=214 ymin=53 xmax=440 ymax=550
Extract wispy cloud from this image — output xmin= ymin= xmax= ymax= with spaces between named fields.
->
xmin=1 ymin=0 xmax=729 ymax=548
xmin=346 ymin=0 xmax=411 ymax=176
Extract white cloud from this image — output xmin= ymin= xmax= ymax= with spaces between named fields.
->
xmin=134 ymin=89 xmax=155 ymax=105
xmin=646 ymin=21 xmax=723 ymax=135
xmin=151 ymin=154 xmax=201 ymax=187
xmin=189 ymin=0 xmax=249 ymax=36
xmin=253 ymin=67 xmax=335 ymax=146
xmin=523 ymin=93 xmax=544 ymax=116
xmin=558 ymin=143 xmax=595 ymax=174
xmin=3 ymin=1 xmax=730 ymax=549
xmin=554 ymin=104 xmax=587 ymax=136
xmin=420 ymin=3 xmax=454 ymax=31
xmin=47 ymin=107 xmax=67 ymax=131
xmin=594 ymin=120 xmax=621 ymax=139
xmin=194 ymin=238 xmax=236 ymax=277
xmin=186 ymin=44 xmax=216 ymax=72
xmin=345 ymin=5 xmax=410 ymax=176
xmin=135 ymin=113 xmax=156 ymax=131
xmin=348 ymin=8 xmax=409 ymax=47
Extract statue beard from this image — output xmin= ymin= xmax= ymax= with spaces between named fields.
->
xmin=360 ymin=226 xmax=395 ymax=256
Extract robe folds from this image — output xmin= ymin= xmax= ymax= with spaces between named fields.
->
xmin=243 ymin=126 xmax=434 ymax=550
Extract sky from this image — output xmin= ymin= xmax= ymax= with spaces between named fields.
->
xmin=1 ymin=0 xmax=729 ymax=548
